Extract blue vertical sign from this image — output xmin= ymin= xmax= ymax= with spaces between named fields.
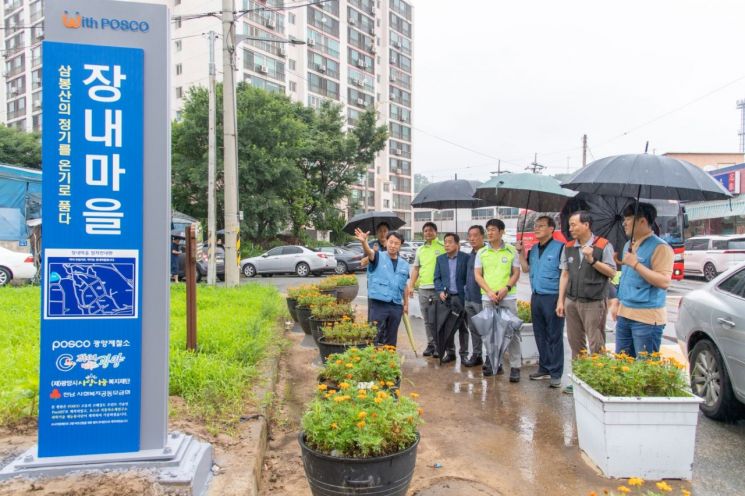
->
xmin=40 ymin=41 xmax=144 ymax=457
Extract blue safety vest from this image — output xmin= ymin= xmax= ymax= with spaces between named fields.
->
xmin=529 ymin=240 xmax=563 ymax=295
xmin=617 ymin=235 xmax=667 ymax=309
xmin=368 ymin=251 xmax=410 ymax=305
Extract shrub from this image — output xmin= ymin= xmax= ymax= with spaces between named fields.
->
xmin=302 ymin=384 xmax=422 ymax=458
xmin=572 ymin=351 xmax=689 ymax=397
xmin=322 ymin=320 xmax=377 ymax=344
xmin=320 ymin=346 xmax=401 ymax=385
xmin=311 ymin=302 xmax=354 ymax=320
xmin=330 ymin=274 xmax=358 ymax=286
xmin=297 ymin=292 xmax=335 ymax=308
xmin=517 ymin=300 xmax=532 ymax=323
xmin=287 ymin=284 xmax=318 ymax=299
xmin=318 ymin=277 xmax=339 ymax=290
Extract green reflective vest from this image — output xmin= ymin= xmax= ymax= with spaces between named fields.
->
xmin=478 ymin=242 xmax=518 ymax=296
xmin=417 ymin=239 xmax=445 ymax=287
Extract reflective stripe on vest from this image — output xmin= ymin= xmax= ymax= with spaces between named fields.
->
xmin=478 ymin=243 xmax=517 ymax=296
xmin=417 ymin=239 xmax=445 ymax=287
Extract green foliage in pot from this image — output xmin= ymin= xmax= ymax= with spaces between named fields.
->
xmin=320 ymin=345 xmax=401 ymax=385
xmin=573 ymin=351 xmax=689 ymax=397
xmin=321 ymin=320 xmax=377 ymax=344
xmin=330 ymin=274 xmax=358 ymax=287
xmin=287 ymin=284 xmax=319 ymax=300
xmin=297 ymin=293 xmax=335 ymax=308
xmin=310 ymin=302 xmax=354 ymax=320
xmin=303 ymin=383 xmax=422 ymax=458
xmin=517 ymin=300 xmax=532 ymax=323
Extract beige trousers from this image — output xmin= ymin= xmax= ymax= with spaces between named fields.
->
xmin=565 ymin=297 xmax=607 ymax=358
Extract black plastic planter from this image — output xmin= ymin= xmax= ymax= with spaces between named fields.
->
xmin=296 ymin=305 xmax=313 ymax=335
xmin=317 ymin=337 xmax=370 ymax=363
xmin=335 ymin=285 xmax=359 ymax=303
xmin=309 ymin=318 xmax=340 ymax=344
xmin=286 ymin=297 xmax=299 ymax=323
xmin=299 ymin=432 xmax=419 ymax=496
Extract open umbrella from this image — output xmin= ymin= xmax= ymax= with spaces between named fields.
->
xmin=562 ymin=154 xmax=732 ymax=250
xmin=560 ymin=193 xmax=632 ymax=256
xmin=411 ymin=178 xmax=484 ymax=233
xmin=342 ymin=211 xmax=405 ymax=236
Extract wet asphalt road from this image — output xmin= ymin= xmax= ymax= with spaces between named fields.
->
xmin=246 ymin=273 xmax=745 ymax=495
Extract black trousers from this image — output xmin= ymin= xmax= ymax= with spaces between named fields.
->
xmin=531 ymin=292 xmax=565 ymax=379
xmin=369 ymin=298 xmax=403 ymax=347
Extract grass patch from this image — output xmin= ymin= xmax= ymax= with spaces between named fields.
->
xmin=0 ymin=283 xmax=287 ymax=430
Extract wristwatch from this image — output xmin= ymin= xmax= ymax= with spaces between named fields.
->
xmin=506 ymin=285 xmax=512 ymax=291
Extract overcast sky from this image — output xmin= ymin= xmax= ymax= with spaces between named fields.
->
xmin=412 ymin=0 xmax=745 ymax=182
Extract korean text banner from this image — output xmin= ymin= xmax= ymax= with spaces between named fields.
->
xmin=40 ymin=41 xmax=144 ymax=457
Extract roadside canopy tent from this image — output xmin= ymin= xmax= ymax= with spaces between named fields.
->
xmin=0 ymin=164 xmax=41 ymax=241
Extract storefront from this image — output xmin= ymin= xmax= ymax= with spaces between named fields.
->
xmin=686 ymin=162 xmax=745 ymax=236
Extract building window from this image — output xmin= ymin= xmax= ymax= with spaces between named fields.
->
xmin=176 ymin=87 xmax=183 ymax=99
xmin=243 ymin=49 xmax=286 ymax=81
xmin=175 ymin=40 xmax=182 ymax=52
xmin=176 ymin=63 xmax=182 ymax=75
xmin=288 ymin=12 xmax=296 ymax=24
xmin=384 ymin=199 xmax=390 ymax=208
xmin=471 ymin=208 xmax=495 ymax=220
xmin=414 ymin=211 xmax=432 ymax=222
xmin=289 ymin=59 xmax=296 ymax=70
xmin=433 ymin=210 xmax=454 ymax=221
xmin=289 ymin=81 xmax=297 ymax=92
xmin=308 ymin=72 xmax=340 ymax=99
xmin=175 ymin=18 xmax=182 ymax=29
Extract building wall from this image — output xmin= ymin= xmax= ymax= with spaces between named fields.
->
xmin=663 ymin=152 xmax=744 ymax=170
xmin=0 ymin=0 xmax=414 ymax=239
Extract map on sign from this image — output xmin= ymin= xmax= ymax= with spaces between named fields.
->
xmin=44 ymin=249 xmax=139 ymax=319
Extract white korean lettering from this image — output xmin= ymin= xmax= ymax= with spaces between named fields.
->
xmin=85 ymin=155 xmax=126 ymax=191
xmin=82 ymin=64 xmax=127 ymax=102
xmin=85 ymin=109 xmax=122 ymax=147
xmin=83 ymin=198 xmax=123 ymax=235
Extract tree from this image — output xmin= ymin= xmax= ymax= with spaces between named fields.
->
xmin=0 ymin=125 xmax=41 ymax=168
xmin=285 ymin=101 xmax=388 ymax=237
xmin=414 ymin=173 xmax=430 ymax=193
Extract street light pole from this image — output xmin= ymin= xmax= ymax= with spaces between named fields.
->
xmin=207 ymin=30 xmax=217 ymax=285
xmin=222 ymin=0 xmax=240 ymax=287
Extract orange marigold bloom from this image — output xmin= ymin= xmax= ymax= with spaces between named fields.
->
xmin=358 ymin=411 xmax=367 ymax=419
xmin=374 ymin=397 xmax=383 ymax=404
xmin=616 ymin=486 xmax=631 ymax=494
xmin=335 ymin=359 xmax=343 ymax=365
xmin=330 ymin=422 xmax=338 ymax=429
xmin=621 ymin=366 xmax=630 ymax=373
xmin=357 ymin=420 xmax=366 ymax=428
xmin=655 ymin=481 xmax=672 ymax=493
xmin=339 ymin=382 xmax=350 ymax=390
xmin=627 ymin=477 xmax=644 ymax=487
xmin=345 ymin=363 xmax=354 ymax=369
xmin=318 ymin=384 xmax=328 ymax=391
xmin=409 ymin=392 xmax=420 ymax=398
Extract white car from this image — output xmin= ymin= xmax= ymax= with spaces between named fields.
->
xmin=240 ymin=245 xmax=336 ymax=278
xmin=684 ymin=235 xmax=745 ymax=281
xmin=0 ymin=247 xmax=36 ymax=286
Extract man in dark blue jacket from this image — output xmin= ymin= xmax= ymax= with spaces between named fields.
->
xmin=434 ymin=233 xmax=470 ymax=363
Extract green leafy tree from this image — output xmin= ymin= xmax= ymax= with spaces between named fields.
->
xmin=0 ymin=125 xmax=41 ymax=168
xmin=414 ymin=173 xmax=430 ymax=193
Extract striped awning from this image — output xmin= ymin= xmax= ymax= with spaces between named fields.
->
xmin=685 ymin=195 xmax=745 ymax=221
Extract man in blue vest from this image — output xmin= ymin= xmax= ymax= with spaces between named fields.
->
xmin=516 ymin=216 xmax=565 ymax=389
xmin=614 ymin=202 xmax=673 ymax=357
xmin=355 ymin=227 xmax=410 ymax=347
xmin=433 ymin=233 xmax=470 ymax=363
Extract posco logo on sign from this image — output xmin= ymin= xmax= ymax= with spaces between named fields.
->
xmin=62 ymin=10 xmax=150 ymax=33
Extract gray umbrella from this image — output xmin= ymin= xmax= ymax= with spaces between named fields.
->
xmin=342 ymin=211 xmax=405 ymax=236
xmin=561 ymin=154 xmax=732 ymax=202
xmin=411 ymin=179 xmax=484 ymax=233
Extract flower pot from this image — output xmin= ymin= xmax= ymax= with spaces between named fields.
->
xmin=335 ymin=284 xmax=359 ymax=303
xmin=299 ymin=431 xmax=419 ymax=496
xmin=309 ymin=317 xmax=341 ymax=344
xmin=570 ymin=374 xmax=703 ymax=480
xmin=519 ymin=323 xmax=539 ymax=365
xmin=286 ymin=297 xmax=299 ymax=323
xmin=317 ymin=337 xmax=370 ymax=363
xmin=296 ymin=305 xmax=313 ymax=335
xmin=320 ymin=288 xmax=336 ymax=297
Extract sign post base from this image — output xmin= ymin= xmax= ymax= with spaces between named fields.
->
xmin=0 ymin=432 xmax=212 ymax=495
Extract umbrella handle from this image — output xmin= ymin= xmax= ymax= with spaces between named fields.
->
xmin=521 ymin=190 xmax=532 ymax=236
xmin=628 ymin=184 xmax=642 ymax=253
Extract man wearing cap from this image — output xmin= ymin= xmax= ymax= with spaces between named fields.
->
xmin=409 ymin=222 xmax=445 ymax=357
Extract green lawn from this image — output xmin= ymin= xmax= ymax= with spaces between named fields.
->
xmin=0 ymin=283 xmax=287 ymax=429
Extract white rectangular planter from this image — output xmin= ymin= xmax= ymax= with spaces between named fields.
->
xmin=570 ymin=374 xmax=702 ymax=480
xmin=520 ymin=323 xmax=540 ymax=365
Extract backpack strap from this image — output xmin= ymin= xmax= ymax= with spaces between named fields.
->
xmin=592 ymin=237 xmax=609 ymax=249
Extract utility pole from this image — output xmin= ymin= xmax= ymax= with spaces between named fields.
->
xmin=222 ymin=0 xmax=240 ymax=287
xmin=526 ymin=153 xmax=545 ymax=174
xmin=582 ymin=134 xmax=588 ymax=167
xmin=207 ymin=30 xmax=217 ymax=285
xmin=490 ymin=159 xmax=507 ymax=176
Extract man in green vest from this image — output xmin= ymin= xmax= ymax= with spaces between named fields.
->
xmin=474 ymin=218 xmax=522 ymax=381
xmin=409 ymin=222 xmax=446 ymax=357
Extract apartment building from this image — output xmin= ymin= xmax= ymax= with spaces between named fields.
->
xmin=0 ymin=0 xmax=415 ymax=240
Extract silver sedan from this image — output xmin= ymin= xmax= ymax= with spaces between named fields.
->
xmin=676 ymin=263 xmax=745 ymax=420
xmin=240 ymin=245 xmax=336 ymax=278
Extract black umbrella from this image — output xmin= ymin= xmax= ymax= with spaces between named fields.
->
xmin=411 ymin=179 xmax=484 ymax=234
xmin=433 ymin=297 xmax=465 ymax=362
xmin=342 ymin=211 xmax=405 ymax=236
xmin=560 ymin=193 xmax=632 ymax=256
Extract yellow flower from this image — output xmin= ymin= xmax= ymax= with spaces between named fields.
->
xmin=621 ymin=366 xmax=630 ymax=373
xmin=346 ymin=373 xmax=353 ymax=379
xmin=330 ymin=422 xmax=338 ymax=429
xmin=357 ymin=411 xmax=367 ymax=419
xmin=371 ymin=385 xmax=380 ymax=391
xmin=417 ymin=407 xmax=424 ymax=416
xmin=374 ymin=397 xmax=383 ymax=404
xmin=681 ymin=489 xmax=691 ymax=496
xmin=386 ymin=381 xmax=395 ymax=387
xmin=345 ymin=363 xmax=354 ymax=369
xmin=627 ymin=477 xmax=644 ymax=487
xmin=639 ymin=351 xmax=649 ymax=357
xmin=655 ymin=481 xmax=672 ymax=493
xmin=409 ymin=392 xmax=420 ymax=398
xmin=616 ymin=486 xmax=631 ymax=494
xmin=395 ymin=389 xmax=401 ymax=397
xmin=317 ymin=384 xmax=328 ymax=391
xmin=333 ymin=396 xmax=346 ymax=403
xmin=588 ymin=492 xmax=597 ymax=496
xmin=354 ymin=356 xmax=362 ymax=361
xmin=335 ymin=359 xmax=343 ymax=365
xmin=339 ymin=382 xmax=350 ymax=390
xmin=356 ymin=420 xmax=366 ymax=428
xmin=595 ymin=362 xmax=605 ymax=368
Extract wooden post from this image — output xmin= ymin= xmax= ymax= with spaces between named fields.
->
xmin=185 ymin=224 xmax=198 ymax=351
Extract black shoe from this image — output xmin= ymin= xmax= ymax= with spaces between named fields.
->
xmin=483 ymin=367 xmax=495 ymax=377
xmin=529 ymin=371 xmax=551 ymax=381
xmin=423 ymin=345 xmax=435 ymax=357
xmin=440 ymin=353 xmax=456 ymax=364
xmin=509 ymin=368 xmax=521 ymax=383
xmin=496 ymin=364 xmax=504 ymax=375
xmin=432 ymin=351 xmax=440 ymax=359
xmin=463 ymin=356 xmax=483 ymax=367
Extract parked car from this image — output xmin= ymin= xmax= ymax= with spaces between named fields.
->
xmin=196 ymin=244 xmax=225 ymax=281
xmin=676 ymin=263 xmax=745 ymax=420
xmin=317 ymin=246 xmax=364 ymax=274
xmin=240 ymin=245 xmax=336 ymax=278
xmin=684 ymin=235 xmax=745 ymax=281
xmin=0 ymin=247 xmax=36 ymax=286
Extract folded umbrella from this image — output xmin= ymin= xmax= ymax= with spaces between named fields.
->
xmin=402 ymin=314 xmax=418 ymax=357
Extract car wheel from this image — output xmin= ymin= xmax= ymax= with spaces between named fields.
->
xmin=242 ymin=264 xmax=256 ymax=278
xmin=690 ymin=339 xmax=743 ymax=420
xmin=296 ymin=262 xmax=310 ymax=277
xmin=703 ymin=262 xmax=718 ymax=282
xmin=335 ymin=261 xmax=348 ymax=274
xmin=0 ymin=267 xmax=10 ymax=286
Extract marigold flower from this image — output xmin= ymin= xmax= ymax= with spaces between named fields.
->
xmin=357 ymin=420 xmax=366 ymax=428
xmin=616 ymin=486 xmax=631 ymax=494
xmin=346 ymin=373 xmax=353 ymax=379
xmin=588 ymin=492 xmax=597 ymax=496
xmin=358 ymin=411 xmax=367 ymax=419
xmin=595 ymin=362 xmax=605 ymax=368
xmin=371 ymin=385 xmax=380 ymax=391
xmin=395 ymin=389 xmax=401 ymax=397
xmin=681 ymin=489 xmax=691 ymax=496
xmin=374 ymin=397 xmax=383 ymax=404
xmin=330 ymin=422 xmax=338 ymax=429
xmin=371 ymin=412 xmax=378 ymax=418
xmin=655 ymin=481 xmax=672 ymax=492
xmin=627 ymin=477 xmax=644 ymax=487
xmin=328 ymin=389 xmax=337 ymax=395
xmin=318 ymin=384 xmax=328 ymax=391
xmin=417 ymin=408 xmax=424 ymax=416
xmin=621 ymin=366 xmax=630 ymax=372
xmin=639 ymin=351 xmax=649 ymax=357
xmin=336 ymin=359 xmax=344 ymax=365
xmin=409 ymin=392 xmax=420 ymax=398
xmin=339 ymin=382 xmax=350 ymax=390
xmin=345 ymin=363 xmax=354 ymax=369
xmin=386 ymin=381 xmax=395 ymax=387
xmin=354 ymin=356 xmax=362 ymax=362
